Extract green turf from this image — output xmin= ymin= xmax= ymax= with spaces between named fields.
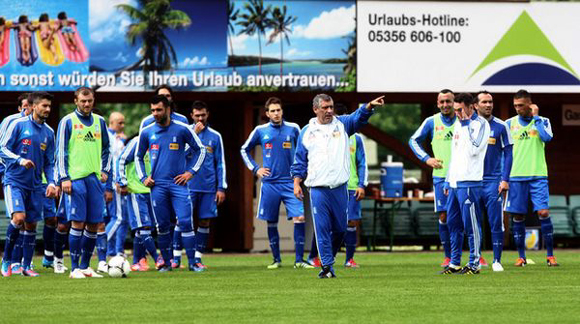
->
xmin=1 ymin=250 xmax=580 ymax=323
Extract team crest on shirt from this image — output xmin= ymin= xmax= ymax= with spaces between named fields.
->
xmin=283 ymin=142 xmax=292 ymax=149
xmin=529 ymin=130 xmax=538 ymax=137
xmin=173 ymin=136 xmax=177 ymax=142
xmin=286 ymin=135 xmax=290 ymax=141
xmin=169 ymin=143 xmax=179 ymax=150
xmin=40 ymin=143 xmax=47 ymax=151
xmin=265 ymin=143 xmax=273 ymax=149
xmin=21 ymin=139 xmax=31 ymax=145
xmin=205 ymin=145 xmax=213 ymax=153
xmin=151 ymin=144 xmax=159 ymax=150
xmin=94 ymin=131 xmax=101 ymax=139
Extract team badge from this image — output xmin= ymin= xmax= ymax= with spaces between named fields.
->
xmin=488 ymin=138 xmax=496 ymax=145
xmin=265 ymin=143 xmax=273 ymax=149
xmin=40 ymin=143 xmax=47 ymax=151
xmin=21 ymin=139 xmax=31 ymax=145
xmin=283 ymin=142 xmax=292 ymax=149
xmin=206 ymin=146 xmax=214 ymax=153
xmin=151 ymin=144 xmax=159 ymax=150
xmin=169 ymin=143 xmax=179 ymax=150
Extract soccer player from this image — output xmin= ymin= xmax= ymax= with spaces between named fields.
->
xmin=181 ymin=100 xmax=227 ymax=271
xmin=291 ymin=94 xmax=383 ymax=278
xmin=56 ymin=87 xmax=111 ymax=278
xmin=409 ymin=89 xmax=457 ymax=267
xmin=441 ymin=93 xmax=490 ymax=275
xmin=241 ymin=97 xmax=312 ymax=269
xmin=118 ymin=135 xmax=160 ymax=271
xmin=474 ymin=91 xmax=513 ymax=272
xmin=0 ymin=91 xmax=57 ymax=277
xmin=135 ymin=95 xmax=206 ymax=272
xmin=140 ymin=84 xmax=189 ymax=130
xmin=0 ymin=93 xmax=33 ymax=274
xmin=505 ymin=90 xmax=558 ymax=267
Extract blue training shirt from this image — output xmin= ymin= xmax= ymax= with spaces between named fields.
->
xmin=0 ymin=115 xmax=55 ymax=190
xmin=187 ymin=125 xmax=227 ymax=193
xmin=135 ymin=119 xmax=206 ymax=184
xmin=483 ymin=116 xmax=513 ymax=182
xmin=241 ymin=120 xmax=300 ymax=183
xmin=0 ymin=110 xmax=27 ymax=177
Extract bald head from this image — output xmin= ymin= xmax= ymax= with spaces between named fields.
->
xmin=109 ymin=111 xmax=125 ymax=134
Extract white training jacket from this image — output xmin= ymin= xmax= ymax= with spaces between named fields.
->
xmin=446 ymin=113 xmax=491 ymax=188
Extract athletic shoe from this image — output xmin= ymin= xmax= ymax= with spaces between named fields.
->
xmin=189 ymin=263 xmax=206 ymax=272
xmin=318 ymin=265 xmax=336 ymax=279
xmin=139 ymin=258 xmax=149 ymax=271
xmin=458 ymin=266 xmax=480 ymax=275
xmin=440 ymin=257 xmax=451 ymax=267
xmin=294 ymin=261 xmax=315 ymax=269
xmin=194 ymin=262 xmax=208 ymax=270
xmin=479 ymin=257 xmax=489 ymax=267
xmin=1 ymin=261 xmax=12 ymax=277
xmin=131 ymin=263 xmax=141 ymax=271
xmin=310 ymin=257 xmax=322 ymax=268
xmin=492 ymin=261 xmax=504 ymax=272
xmin=42 ymin=257 xmax=54 ymax=269
xmin=171 ymin=260 xmax=181 ymax=269
xmin=97 ymin=261 xmax=108 ymax=273
xmin=514 ymin=258 xmax=527 ymax=267
xmin=54 ymin=258 xmax=67 ymax=274
xmin=344 ymin=258 xmax=360 ymax=268
xmin=21 ymin=267 xmax=39 ymax=277
xmin=439 ymin=265 xmax=461 ymax=274
xmin=547 ymin=256 xmax=560 ymax=267
xmin=267 ymin=261 xmax=281 ymax=269
xmin=80 ymin=267 xmax=103 ymax=278
xmin=69 ymin=268 xmax=86 ymax=279
xmin=155 ymin=259 xmax=165 ymax=270
xmin=158 ymin=265 xmax=172 ymax=272
xmin=11 ymin=264 xmax=22 ymax=275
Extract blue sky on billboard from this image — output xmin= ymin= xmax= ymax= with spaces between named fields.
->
xmin=230 ymin=0 xmax=355 ymax=60
xmin=89 ymin=0 xmax=227 ymax=71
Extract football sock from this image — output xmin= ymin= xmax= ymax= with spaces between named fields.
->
xmin=173 ymin=226 xmax=183 ymax=263
xmin=105 ymin=219 xmax=118 ymax=257
xmin=267 ymin=222 xmax=281 ymax=263
xmin=43 ymin=224 xmax=56 ymax=262
xmin=540 ymin=217 xmax=554 ymax=257
xmin=54 ymin=228 xmax=68 ymax=259
xmin=3 ymin=221 xmax=21 ymax=262
xmin=439 ymin=221 xmax=451 ymax=258
xmin=157 ymin=231 xmax=172 ymax=265
xmin=139 ymin=229 xmax=159 ymax=261
xmin=491 ymin=231 xmax=504 ymax=263
xmin=512 ymin=220 xmax=526 ymax=259
xmin=22 ymin=230 xmax=36 ymax=268
xmin=345 ymin=226 xmax=357 ymax=262
xmin=308 ymin=234 xmax=318 ymax=260
xmin=80 ymin=230 xmax=97 ymax=269
xmin=181 ymin=230 xmax=196 ymax=265
xmin=294 ymin=222 xmax=305 ymax=263
xmin=69 ymin=228 xmax=83 ymax=270
xmin=115 ymin=222 xmax=128 ymax=255
xmin=195 ymin=226 xmax=210 ymax=263
xmin=133 ymin=232 xmax=143 ymax=264
xmin=96 ymin=232 xmax=107 ymax=262
xmin=11 ymin=230 xmax=24 ymax=264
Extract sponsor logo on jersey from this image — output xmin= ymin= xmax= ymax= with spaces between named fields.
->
xmin=488 ymin=137 xmax=496 ymax=145
xmin=40 ymin=143 xmax=47 ymax=151
xmin=283 ymin=142 xmax=292 ymax=149
xmin=263 ymin=135 xmax=270 ymax=140
xmin=169 ymin=143 xmax=179 ymax=150
xmin=265 ymin=143 xmax=273 ymax=149
xmin=83 ymin=131 xmax=96 ymax=142
xmin=151 ymin=144 xmax=159 ymax=150
xmin=205 ymin=146 xmax=213 ymax=153
xmin=74 ymin=124 xmax=84 ymax=130
xmin=435 ymin=125 xmax=445 ymax=132
xmin=21 ymin=139 xmax=31 ymax=145
xmin=94 ymin=132 xmax=101 ymax=139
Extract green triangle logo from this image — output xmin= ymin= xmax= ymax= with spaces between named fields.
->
xmin=470 ymin=11 xmax=576 ymax=78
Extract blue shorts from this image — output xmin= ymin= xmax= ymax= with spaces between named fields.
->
xmin=42 ymin=184 xmax=57 ymax=219
xmin=56 ymin=193 xmax=69 ymax=224
xmin=505 ymin=179 xmax=549 ymax=214
xmin=127 ymin=193 xmax=154 ymax=230
xmin=257 ymin=182 xmax=304 ymax=222
xmin=433 ymin=181 xmax=448 ymax=213
xmin=66 ymin=174 xmax=105 ymax=224
xmin=150 ymin=182 xmax=193 ymax=232
xmin=347 ymin=190 xmax=361 ymax=221
xmin=3 ymin=184 xmax=43 ymax=222
xmin=191 ymin=191 xmax=218 ymax=219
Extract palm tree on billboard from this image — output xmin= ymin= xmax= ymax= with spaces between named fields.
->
xmin=228 ymin=1 xmax=239 ymax=71
xmin=237 ymin=0 xmax=271 ymax=75
xmin=116 ymin=0 xmax=191 ymax=77
xmin=267 ymin=5 xmax=296 ymax=76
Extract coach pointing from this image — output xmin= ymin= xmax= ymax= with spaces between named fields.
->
xmin=291 ymin=94 xmax=384 ymax=278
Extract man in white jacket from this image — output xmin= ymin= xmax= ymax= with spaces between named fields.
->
xmin=441 ymin=92 xmax=490 ymax=275
xmin=291 ymin=94 xmax=384 ymax=278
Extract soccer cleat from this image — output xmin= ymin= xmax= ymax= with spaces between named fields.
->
xmin=80 ymin=267 xmax=103 ymax=278
xmin=309 ymin=257 xmax=322 ymax=268
xmin=1 ymin=261 xmax=12 ymax=277
xmin=131 ymin=263 xmax=141 ymax=271
xmin=139 ymin=258 xmax=150 ymax=271
xmin=171 ymin=260 xmax=181 ymax=269
xmin=547 ymin=256 xmax=560 ymax=267
xmin=440 ymin=257 xmax=451 ymax=268
xmin=492 ymin=262 xmax=504 ymax=272
xmin=155 ymin=256 xmax=165 ymax=270
xmin=439 ymin=265 xmax=462 ymax=275
xmin=514 ymin=258 xmax=527 ymax=267
xmin=189 ymin=263 xmax=206 ymax=272
xmin=479 ymin=257 xmax=489 ymax=268
xmin=344 ymin=258 xmax=360 ymax=268
xmin=11 ymin=263 xmax=22 ymax=275
xmin=42 ymin=257 xmax=54 ymax=269
xmin=97 ymin=261 xmax=109 ymax=273
xmin=458 ymin=266 xmax=480 ymax=275
xmin=318 ymin=265 xmax=336 ymax=279
xmin=21 ymin=267 xmax=39 ymax=277
xmin=267 ymin=261 xmax=281 ymax=269
xmin=294 ymin=261 xmax=315 ymax=269
xmin=69 ymin=268 xmax=86 ymax=279
xmin=54 ymin=258 xmax=67 ymax=274
xmin=158 ymin=265 xmax=172 ymax=272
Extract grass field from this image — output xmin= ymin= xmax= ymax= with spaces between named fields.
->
xmin=1 ymin=250 xmax=580 ymax=323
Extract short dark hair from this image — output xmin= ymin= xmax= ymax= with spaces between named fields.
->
xmin=334 ymin=103 xmax=348 ymax=115
xmin=265 ymin=97 xmax=282 ymax=111
xmin=150 ymin=94 xmax=169 ymax=107
xmin=17 ymin=93 xmax=31 ymax=107
xmin=74 ymin=87 xmax=94 ymax=99
xmin=30 ymin=92 xmax=54 ymax=105
xmin=192 ymin=100 xmax=208 ymax=111
xmin=39 ymin=13 xmax=49 ymax=22
xmin=0 ymin=17 xmax=5 ymax=26
xmin=439 ymin=89 xmax=454 ymax=95
xmin=313 ymin=94 xmax=333 ymax=109
xmin=57 ymin=12 xmax=67 ymax=20
xmin=155 ymin=84 xmax=175 ymax=110
xmin=454 ymin=92 xmax=474 ymax=106
xmin=476 ymin=90 xmax=491 ymax=102
xmin=514 ymin=89 xmax=531 ymax=100
xmin=18 ymin=15 xmax=28 ymax=24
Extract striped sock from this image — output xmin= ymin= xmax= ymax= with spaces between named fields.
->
xmin=181 ymin=230 xmax=196 ymax=265
xmin=54 ymin=228 xmax=68 ymax=259
xmin=195 ymin=227 xmax=210 ymax=263
xmin=43 ymin=224 xmax=56 ymax=262
xmin=139 ymin=229 xmax=159 ymax=261
xmin=96 ymin=232 xmax=107 ymax=262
